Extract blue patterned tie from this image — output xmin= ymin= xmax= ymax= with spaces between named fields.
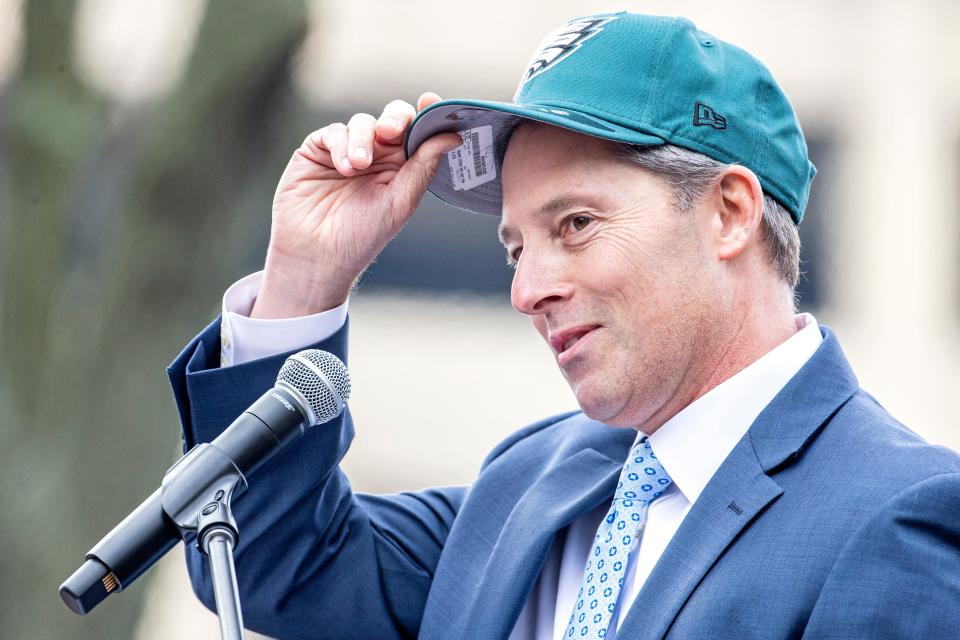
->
xmin=564 ymin=435 xmax=672 ymax=639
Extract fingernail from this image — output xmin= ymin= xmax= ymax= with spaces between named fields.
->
xmin=383 ymin=117 xmax=400 ymax=130
xmin=353 ymin=148 xmax=369 ymax=162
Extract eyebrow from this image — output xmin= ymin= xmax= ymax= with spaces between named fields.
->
xmin=497 ymin=193 xmax=602 ymax=247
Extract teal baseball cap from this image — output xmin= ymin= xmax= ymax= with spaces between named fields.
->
xmin=405 ymin=12 xmax=816 ymax=223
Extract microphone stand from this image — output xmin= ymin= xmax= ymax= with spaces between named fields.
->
xmin=201 ymin=523 xmax=244 ymax=639
xmin=60 ymin=356 xmax=344 ymax=630
xmin=162 ymin=443 xmax=249 ymax=640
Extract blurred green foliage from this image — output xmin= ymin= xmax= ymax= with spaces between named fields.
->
xmin=0 ymin=1 xmax=321 ymax=637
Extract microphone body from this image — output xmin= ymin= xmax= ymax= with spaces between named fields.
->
xmin=60 ymin=349 xmax=349 ymax=615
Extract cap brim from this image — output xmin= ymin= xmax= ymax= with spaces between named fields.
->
xmin=404 ymin=99 xmax=665 ymax=216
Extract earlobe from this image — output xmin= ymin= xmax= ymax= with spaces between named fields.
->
xmin=715 ymin=167 xmax=764 ymax=262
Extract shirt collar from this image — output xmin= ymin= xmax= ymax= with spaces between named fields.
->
xmin=641 ymin=313 xmax=823 ymax=505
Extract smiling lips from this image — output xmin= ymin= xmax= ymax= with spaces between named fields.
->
xmin=549 ymin=325 xmax=601 ymax=364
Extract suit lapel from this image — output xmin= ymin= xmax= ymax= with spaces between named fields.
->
xmin=463 ymin=427 xmax=636 ymax=640
xmin=617 ymin=327 xmax=860 ymax=639
xmin=616 ymin=439 xmax=782 ymax=639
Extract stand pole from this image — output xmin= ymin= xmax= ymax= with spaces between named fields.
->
xmin=160 ymin=443 xmax=250 ymax=639
xmin=202 ymin=528 xmax=245 ymax=640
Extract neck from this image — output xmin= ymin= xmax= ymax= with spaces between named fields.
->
xmin=640 ymin=284 xmax=797 ymax=436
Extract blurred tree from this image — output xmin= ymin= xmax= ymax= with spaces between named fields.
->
xmin=0 ymin=0 xmax=312 ymax=638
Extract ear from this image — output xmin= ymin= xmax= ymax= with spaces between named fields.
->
xmin=709 ymin=165 xmax=764 ymax=262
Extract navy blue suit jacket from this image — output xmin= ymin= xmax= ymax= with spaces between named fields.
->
xmin=167 ymin=317 xmax=960 ymax=639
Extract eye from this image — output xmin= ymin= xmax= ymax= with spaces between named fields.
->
xmin=565 ymin=214 xmax=593 ymax=233
xmin=506 ymin=247 xmax=522 ymax=269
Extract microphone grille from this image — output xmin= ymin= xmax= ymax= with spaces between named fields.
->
xmin=276 ymin=349 xmax=351 ymax=424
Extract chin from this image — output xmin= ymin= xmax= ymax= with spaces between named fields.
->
xmin=572 ymin=382 xmax=632 ymax=427
xmin=573 ymin=376 xmax=658 ymax=428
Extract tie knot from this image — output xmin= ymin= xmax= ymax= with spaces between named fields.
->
xmin=613 ymin=436 xmax=672 ymax=504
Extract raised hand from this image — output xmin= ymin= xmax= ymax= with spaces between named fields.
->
xmin=251 ymin=92 xmax=462 ymax=319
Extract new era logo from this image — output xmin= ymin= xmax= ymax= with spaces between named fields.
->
xmin=693 ymin=102 xmax=727 ymax=129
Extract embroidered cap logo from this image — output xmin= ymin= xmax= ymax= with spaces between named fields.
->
xmin=514 ymin=16 xmax=618 ymax=99
xmin=693 ymin=102 xmax=727 ymax=129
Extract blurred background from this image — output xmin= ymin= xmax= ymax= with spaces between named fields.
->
xmin=1 ymin=0 xmax=958 ymax=638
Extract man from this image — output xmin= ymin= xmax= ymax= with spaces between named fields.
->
xmin=167 ymin=12 xmax=960 ymax=639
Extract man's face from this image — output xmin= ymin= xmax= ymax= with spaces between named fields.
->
xmin=499 ymin=123 xmax=723 ymax=429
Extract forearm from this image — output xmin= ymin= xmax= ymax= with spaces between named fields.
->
xmin=167 ymin=312 xmax=461 ymax=638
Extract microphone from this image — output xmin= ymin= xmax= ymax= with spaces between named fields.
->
xmin=59 ymin=349 xmax=351 ymax=615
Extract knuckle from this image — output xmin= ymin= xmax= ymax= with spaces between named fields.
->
xmin=321 ymin=124 xmax=347 ymax=147
xmin=348 ymin=112 xmax=375 ymax=126
xmin=304 ymin=127 xmax=325 ymax=145
xmin=384 ymin=99 xmax=414 ymax=114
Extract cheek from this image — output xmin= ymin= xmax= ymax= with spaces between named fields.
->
xmin=584 ymin=224 xmax=669 ymax=280
xmin=577 ymin=235 xmax=658 ymax=305
xmin=579 ymin=233 xmax=709 ymax=335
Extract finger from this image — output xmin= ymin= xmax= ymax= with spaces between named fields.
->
xmin=296 ymin=126 xmax=334 ymax=166
xmin=417 ymin=92 xmax=443 ymax=111
xmin=390 ymin=131 xmax=464 ymax=221
xmin=346 ymin=113 xmax=377 ymax=169
xmin=304 ymin=127 xmax=327 ymax=150
xmin=375 ymin=99 xmax=417 ymax=144
xmin=319 ymin=123 xmax=354 ymax=174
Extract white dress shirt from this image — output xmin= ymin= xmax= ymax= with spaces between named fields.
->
xmin=219 ymin=271 xmax=348 ymax=368
xmin=217 ymin=272 xmax=822 ymax=640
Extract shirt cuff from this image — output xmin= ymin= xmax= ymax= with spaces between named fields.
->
xmin=219 ymin=271 xmax=349 ymax=367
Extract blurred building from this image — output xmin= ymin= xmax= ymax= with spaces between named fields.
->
xmin=5 ymin=1 xmax=955 ymax=638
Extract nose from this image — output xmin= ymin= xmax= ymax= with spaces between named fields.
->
xmin=510 ymin=248 xmax=573 ymax=317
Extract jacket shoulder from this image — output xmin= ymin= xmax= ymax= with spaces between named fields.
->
xmin=480 ymin=409 xmax=584 ymax=470
xmin=828 ymin=389 xmax=960 ymax=477
xmin=803 ymin=470 xmax=960 ymax=637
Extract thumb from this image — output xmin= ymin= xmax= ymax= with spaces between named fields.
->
xmin=390 ymin=132 xmax=464 ymax=219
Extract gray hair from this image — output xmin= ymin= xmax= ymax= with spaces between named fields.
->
xmin=615 ymin=144 xmax=801 ymax=291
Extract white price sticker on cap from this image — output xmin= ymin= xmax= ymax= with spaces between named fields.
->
xmin=447 ymin=125 xmax=496 ymax=191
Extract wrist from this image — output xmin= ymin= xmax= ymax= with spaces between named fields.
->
xmin=251 ymin=252 xmax=356 ymax=319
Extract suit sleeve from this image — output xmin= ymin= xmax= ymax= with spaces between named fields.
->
xmin=167 ymin=314 xmax=466 ymax=640
xmin=802 ymin=472 xmax=960 ymax=639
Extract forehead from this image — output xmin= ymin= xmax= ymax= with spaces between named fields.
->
xmin=502 ymin=121 xmax=619 ymax=166
xmin=496 ymin=123 xmax=629 ymax=242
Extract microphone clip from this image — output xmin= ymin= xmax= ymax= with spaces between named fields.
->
xmin=160 ymin=442 xmax=248 ymax=638
xmin=161 ymin=442 xmax=246 ymax=551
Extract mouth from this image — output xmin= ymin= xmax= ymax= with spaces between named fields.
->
xmin=549 ymin=325 xmax=601 ymax=365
